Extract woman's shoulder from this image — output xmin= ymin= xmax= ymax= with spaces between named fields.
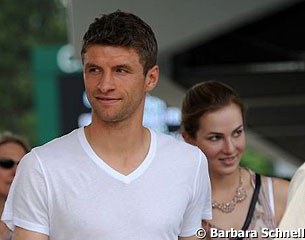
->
xmin=249 ymin=170 xmax=289 ymax=190
xmin=271 ymin=176 xmax=289 ymax=203
xmin=259 ymin=175 xmax=289 ymax=207
xmin=270 ymin=176 xmax=290 ymax=225
xmin=271 ymin=176 xmax=290 ymax=188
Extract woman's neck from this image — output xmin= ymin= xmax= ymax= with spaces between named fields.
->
xmin=210 ymin=168 xmax=240 ymax=190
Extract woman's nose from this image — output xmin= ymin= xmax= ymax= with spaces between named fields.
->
xmin=223 ymin=138 xmax=235 ymax=154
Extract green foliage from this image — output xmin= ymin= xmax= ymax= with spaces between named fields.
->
xmin=0 ymin=0 xmax=67 ymax=146
xmin=240 ymin=147 xmax=275 ymax=176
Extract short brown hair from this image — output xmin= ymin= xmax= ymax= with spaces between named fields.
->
xmin=81 ymin=10 xmax=158 ymax=76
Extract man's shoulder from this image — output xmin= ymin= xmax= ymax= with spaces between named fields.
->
xmin=296 ymin=162 xmax=305 ymax=174
xmin=33 ymin=128 xmax=81 ymax=155
xmin=289 ymin=163 xmax=305 ymax=192
xmin=156 ymin=131 xmax=195 ymax=146
xmin=19 ymin=128 xmax=83 ymax=172
xmin=155 ymin=131 xmax=203 ymax=158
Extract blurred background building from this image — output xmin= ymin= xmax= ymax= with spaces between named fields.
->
xmin=1 ymin=0 xmax=304 ymax=178
xmin=66 ymin=0 xmax=305 ymax=178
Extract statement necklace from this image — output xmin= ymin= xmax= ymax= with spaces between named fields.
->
xmin=212 ymin=168 xmax=247 ymax=213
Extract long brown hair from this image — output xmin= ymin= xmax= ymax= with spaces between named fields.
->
xmin=181 ymin=80 xmax=245 ymax=139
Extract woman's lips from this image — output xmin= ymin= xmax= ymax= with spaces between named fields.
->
xmin=219 ymin=156 xmax=238 ymax=166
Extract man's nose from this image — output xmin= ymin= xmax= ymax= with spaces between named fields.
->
xmin=97 ymin=72 xmax=115 ymax=93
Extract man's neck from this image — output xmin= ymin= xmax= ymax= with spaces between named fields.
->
xmin=84 ymin=121 xmax=151 ymax=175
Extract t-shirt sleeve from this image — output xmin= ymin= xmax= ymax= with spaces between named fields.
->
xmin=200 ymin=153 xmax=212 ymax=221
xmin=179 ymin=149 xmax=212 ymax=237
xmin=1 ymin=150 xmax=50 ymax=235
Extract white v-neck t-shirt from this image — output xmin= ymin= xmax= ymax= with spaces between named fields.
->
xmin=2 ymin=127 xmax=212 ymax=240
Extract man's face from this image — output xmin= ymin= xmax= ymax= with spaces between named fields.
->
xmin=83 ymin=45 xmax=158 ymax=125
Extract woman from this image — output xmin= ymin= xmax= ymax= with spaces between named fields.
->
xmin=0 ymin=132 xmax=30 ymax=240
xmin=181 ymin=80 xmax=289 ymax=239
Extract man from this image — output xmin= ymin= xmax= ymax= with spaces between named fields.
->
xmin=2 ymin=11 xmax=211 ymax=240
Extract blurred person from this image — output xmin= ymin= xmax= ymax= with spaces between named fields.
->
xmin=2 ymin=11 xmax=212 ymax=240
xmin=181 ymin=80 xmax=289 ymax=239
xmin=0 ymin=132 xmax=30 ymax=240
xmin=275 ymin=162 xmax=305 ymax=239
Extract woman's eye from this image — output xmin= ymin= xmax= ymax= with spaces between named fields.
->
xmin=233 ymin=129 xmax=243 ymax=137
xmin=209 ymin=135 xmax=220 ymax=141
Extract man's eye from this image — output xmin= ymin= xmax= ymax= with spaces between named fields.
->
xmin=116 ymin=68 xmax=128 ymax=73
xmin=89 ymin=68 xmax=99 ymax=73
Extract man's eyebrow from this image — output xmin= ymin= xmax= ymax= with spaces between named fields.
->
xmin=115 ymin=64 xmax=132 ymax=69
xmin=112 ymin=64 xmax=134 ymax=73
xmin=84 ymin=63 xmax=99 ymax=68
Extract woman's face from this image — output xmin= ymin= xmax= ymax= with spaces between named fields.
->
xmin=0 ymin=142 xmax=27 ymax=198
xmin=192 ymin=103 xmax=246 ymax=176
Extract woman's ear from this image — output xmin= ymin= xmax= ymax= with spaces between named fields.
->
xmin=182 ymin=132 xmax=196 ymax=146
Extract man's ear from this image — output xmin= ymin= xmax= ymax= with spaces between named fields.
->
xmin=145 ymin=65 xmax=159 ymax=92
xmin=182 ymin=132 xmax=196 ymax=146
